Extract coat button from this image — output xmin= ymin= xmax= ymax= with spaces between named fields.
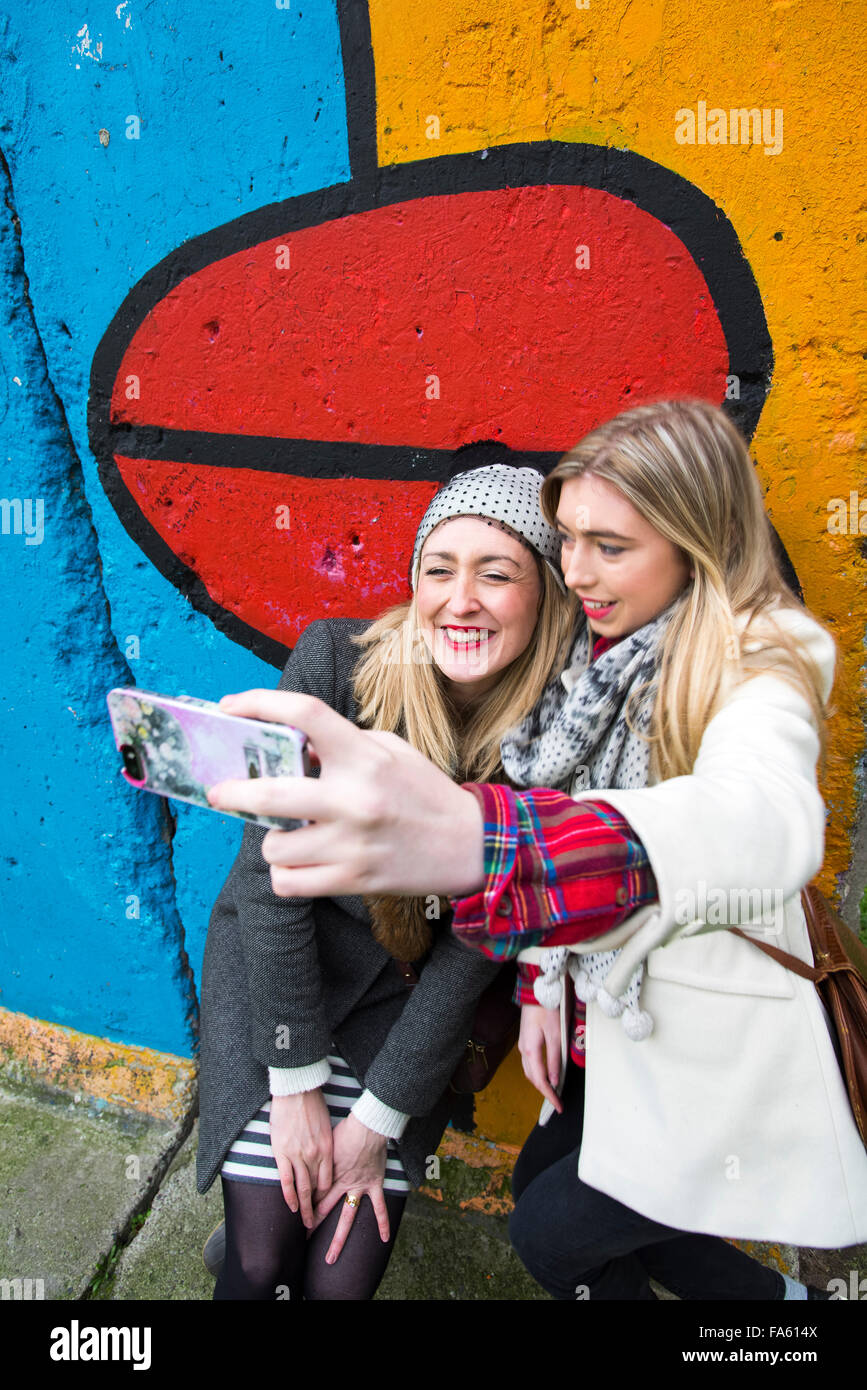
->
xmin=496 ymin=894 xmax=513 ymax=916
xmin=615 ymin=887 xmax=628 ymax=905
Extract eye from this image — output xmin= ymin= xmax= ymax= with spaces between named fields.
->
xmin=423 ymin=566 xmax=451 ymax=577
xmin=599 ymin=544 xmax=624 ymax=556
xmin=482 ymin=572 xmax=511 ymax=583
xmin=558 ymin=534 xmax=574 ymax=548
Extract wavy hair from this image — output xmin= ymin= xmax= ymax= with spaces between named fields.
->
xmin=541 ymin=399 xmax=834 ymax=781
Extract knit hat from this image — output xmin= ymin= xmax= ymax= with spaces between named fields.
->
xmin=410 ymin=464 xmax=565 ymax=592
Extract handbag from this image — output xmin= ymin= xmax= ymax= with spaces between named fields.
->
xmin=732 ymin=883 xmax=867 ymax=1145
xmin=393 ymin=958 xmax=521 ymax=1094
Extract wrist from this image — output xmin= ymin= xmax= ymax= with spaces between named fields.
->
xmin=345 ymin=1111 xmax=389 ymax=1149
xmin=446 ymin=787 xmax=485 ymax=896
xmin=270 ymin=1087 xmax=324 ymax=1107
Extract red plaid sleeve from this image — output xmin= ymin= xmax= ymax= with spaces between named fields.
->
xmin=450 ymin=785 xmax=657 ymax=958
xmin=514 ymin=960 xmax=541 ymax=1006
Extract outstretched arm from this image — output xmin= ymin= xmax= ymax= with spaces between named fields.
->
xmin=208 ymin=693 xmax=656 ymax=940
xmin=209 ymin=629 xmax=828 ymax=951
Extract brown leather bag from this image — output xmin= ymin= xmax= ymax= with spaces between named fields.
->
xmin=394 ymin=958 xmax=521 ymax=1094
xmin=732 ymin=884 xmax=867 ymax=1146
xmin=449 ymin=962 xmax=522 ymax=1094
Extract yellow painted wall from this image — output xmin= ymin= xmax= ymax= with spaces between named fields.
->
xmin=367 ymin=0 xmax=867 ymax=1142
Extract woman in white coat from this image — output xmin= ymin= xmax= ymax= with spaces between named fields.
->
xmin=207 ymin=399 xmax=867 ymax=1299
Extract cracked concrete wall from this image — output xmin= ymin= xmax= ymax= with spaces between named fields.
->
xmin=0 ymin=146 xmax=195 ymax=1053
xmin=0 ymin=1 xmax=349 ymax=1057
xmin=1 ymin=0 xmax=865 ymax=1104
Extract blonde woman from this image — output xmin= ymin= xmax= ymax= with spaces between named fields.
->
xmin=197 ymin=444 xmax=578 ymax=1299
xmin=210 ymin=400 xmax=867 ymax=1299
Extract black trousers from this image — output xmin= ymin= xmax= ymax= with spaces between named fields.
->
xmin=509 ymin=1063 xmax=786 ymax=1301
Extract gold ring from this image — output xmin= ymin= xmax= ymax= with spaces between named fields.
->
xmin=344 ymin=1193 xmax=360 ymax=1208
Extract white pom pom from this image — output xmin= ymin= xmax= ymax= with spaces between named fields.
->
xmin=622 ymin=1008 xmax=654 ymax=1041
xmin=572 ymin=969 xmax=596 ymax=1003
xmin=533 ymin=976 xmax=562 ymax=1009
xmin=596 ymin=986 xmax=624 ymax=1018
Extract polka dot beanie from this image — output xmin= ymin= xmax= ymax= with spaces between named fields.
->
xmin=410 ymin=464 xmax=565 ymax=592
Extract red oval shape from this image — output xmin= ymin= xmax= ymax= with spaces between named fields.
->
xmin=115 ymin=455 xmax=431 ymax=648
xmin=112 ymin=185 xmax=729 ymax=449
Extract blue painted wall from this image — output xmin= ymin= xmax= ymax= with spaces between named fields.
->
xmin=0 ymin=0 xmax=349 ymax=1055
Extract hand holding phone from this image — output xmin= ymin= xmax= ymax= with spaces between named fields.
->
xmin=206 ymin=689 xmax=486 ymax=900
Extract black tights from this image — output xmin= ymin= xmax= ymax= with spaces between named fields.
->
xmin=214 ymin=1177 xmax=407 ymax=1301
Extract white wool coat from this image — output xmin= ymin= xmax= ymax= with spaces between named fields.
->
xmin=524 ymin=605 xmax=867 ymax=1248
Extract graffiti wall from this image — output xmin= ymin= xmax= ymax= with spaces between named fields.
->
xmin=1 ymin=0 xmax=864 ymax=1130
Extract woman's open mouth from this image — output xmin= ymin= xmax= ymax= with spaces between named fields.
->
xmin=439 ymin=626 xmax=494 ymax=650
xmin=581 ymin=599 xmax=617 ymax=619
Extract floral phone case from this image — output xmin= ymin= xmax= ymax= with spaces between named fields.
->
xmin=106 ymin=687 xmax=311 ymax=829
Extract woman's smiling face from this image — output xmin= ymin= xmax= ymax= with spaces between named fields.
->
xmin=416 ymin=516 xmax=542 ymax=703
xmin=556 ymin=474 xmax=692 ymax=638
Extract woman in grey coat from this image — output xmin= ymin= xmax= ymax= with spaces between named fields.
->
xmin=196 ymin=446 xmax=576 ymax=1299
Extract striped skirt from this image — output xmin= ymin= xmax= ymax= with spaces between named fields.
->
xmin=221 ymin=1050 xmax=410 ymax=1193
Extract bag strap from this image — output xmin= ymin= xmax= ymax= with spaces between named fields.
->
xmin=730 ymin=887 xmax=831 ymax=980
xmin=729 ymin=926 xmax=826 ymax=982
xmin=730 ymin=884 xmax=867 ymax=984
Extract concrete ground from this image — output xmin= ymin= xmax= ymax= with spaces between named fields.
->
xmin=2 ymin=1074 xmax=865 ymax=1303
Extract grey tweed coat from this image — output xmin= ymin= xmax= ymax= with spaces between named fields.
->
xmin=196 ymin=618 xmax=502 ymax=1194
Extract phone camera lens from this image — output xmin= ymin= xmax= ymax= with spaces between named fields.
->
xmin=120 ymin=743 xmax=144 ymax=780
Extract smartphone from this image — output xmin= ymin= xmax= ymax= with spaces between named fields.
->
xmin=106 ymin=687 xmax=312 ymax=829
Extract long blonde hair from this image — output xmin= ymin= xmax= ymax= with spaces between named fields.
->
xmin=350 ymin=554 xmax=576 ymax=783
xmin=541 ymin=399 xmax=833 ymax=781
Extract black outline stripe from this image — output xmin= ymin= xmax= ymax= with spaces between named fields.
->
xmin=111 ymin=427 xmax=563 ymax=481
xmin=335 ymin=0 xmax=378 ymax=184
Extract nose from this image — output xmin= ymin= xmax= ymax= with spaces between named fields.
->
xmin=561 ymin=538 xmax=596 ymax=593
xmin=447 ymin=571 xmax=482 ymax=616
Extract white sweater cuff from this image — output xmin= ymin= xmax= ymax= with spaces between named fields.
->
xmin=351 ymin=1089 xmax=410 ymax=1139
xmin=268 ymin=1058 xmax=332 ymax=1095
